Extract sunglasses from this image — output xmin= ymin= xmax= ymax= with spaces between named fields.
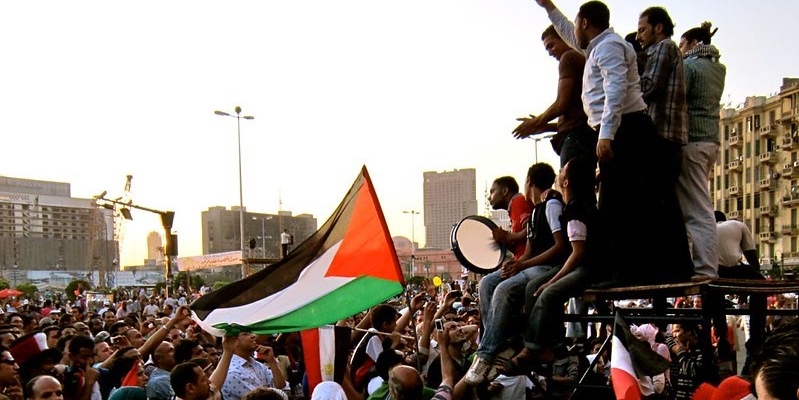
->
xmin=0 ymin=359 xmax=16 ymax=366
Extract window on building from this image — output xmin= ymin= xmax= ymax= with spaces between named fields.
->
xmin=724 ymin=125 xmax=730 ymax=140
xmin=747 ymin=117 xmax=753 ymax=132
xmin=792 ymin=237 xmax=798 ymax=253
xmin=770 ymin=110 xmax=776 ymax=124
xmin=746 ymin=196 xmax=751 ymax=209
xmin=737 ymin=197 xmax=744 ymax=211
xmin=754 ymin=115 xmax=761 ymax=131
xmin=754 ymin=193 xmax=761 ymax=208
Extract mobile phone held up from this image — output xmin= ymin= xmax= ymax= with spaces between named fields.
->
xmin=435 ymin=318 xmax=444 ymax=331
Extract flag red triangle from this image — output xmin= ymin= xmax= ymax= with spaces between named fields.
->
xmin=325 ymin=176 xmax=402 ymax=282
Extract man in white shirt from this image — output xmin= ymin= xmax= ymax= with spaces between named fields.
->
xmin=280 ymin=230 xmax=292 ymax=258
xmin=221 ymin=332 xmax=286 ymax=400
xmin=536 ymin=0 xmax=664 ymax=286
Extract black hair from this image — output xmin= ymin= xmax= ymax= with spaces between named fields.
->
xmin=527 ymin=163 xmax=556 ymax=192
xmin=750 ymin=320 xmax=799 ymax=399
xmin=577 ymin=1 xmax=610 ymax=31
xmin=241 ymin=388 xmax=287 ymax=400
xmin=109 ymin=321 xmax=129 ymax=336
xmin=682 ymin=27 xmax=712 ymax=45
xmin=174 ymin=339 xmax=201 ymax=365
xmin=371 ymin=304 xmax=399 ymax=332
xmin=714 ymin=210 xmax=727 ymax=222
xmin=493 ymin=176 xmax=519 ymax=195
xmin=640 ymin=7 xmax=675 ymax=37
xmin=376 ymin=348 xmax=404 ymax=380
xmin=625 ymin=32 xmax=643 ymax=52
xmin=170 ymin=362 xmax=201 ymax=398
xmin=68 ymin=334 xmax=95 ymax=355
xmin=563 ymin=157 xmax=596 ymax=201
xmin=541 ymin=25 xmax=559 ymax=41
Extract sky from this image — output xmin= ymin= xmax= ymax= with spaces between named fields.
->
xmin=2 ymin=0 xmax=797 ymax=267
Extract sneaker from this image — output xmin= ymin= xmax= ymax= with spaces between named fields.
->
xmin=465 ymin=356 xmax=492 ymax=385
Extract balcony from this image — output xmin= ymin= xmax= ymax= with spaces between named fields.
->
xmin=760 ymin=124 xmax=778 ymax=137
xmin=729 ymin=134 xmax=741 ymax=147
xmin=728 ymin=160 xmax=742 ymax=172
xmin=759 ymin=231 xmax=777 ymax=242
xmin=727 ymin=186 xmax=740 ymax=196
xmin=759 ymin=205 xmax=778 ymax=216
xmin=782 ymin=190 xmax=799 ymax=207
xmin=781 ymin=109 xmax=794 ymax=123
xmin=785 ymin=163 xmax=795 ymax=177
xmin=759 ymin=178 xmax=776 ymax=190
xmin=727 ymin=210 xmax=740 ymax=219
xmin=759 ymin=151 xmax=777 ymax=164
xmin=782 ymin=135 xmax=799 ymax=150
xmin=761 ymin=258 xmax=775 ymax=268
xmin=781 ymin=224 xmax=797 ymax=235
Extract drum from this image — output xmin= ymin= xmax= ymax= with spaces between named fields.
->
xmin=450 ymin=215 xmax=506 ymax=274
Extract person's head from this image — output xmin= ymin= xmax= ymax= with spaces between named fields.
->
xmin=750 ymin=320 xmax=799 ymax=400
xmin=559 ymin=157 xmax=595 ymax=202
xmin=25 ymin=375 xmax=63 ymax=400
xmin=70 ymin=306 xmax=84 ymax=321
xmin=671 ymin=323 xmax=699 ymax=348
xmin=388 ymin=365 xmax=424 ymax=400
xmin=637 ymin=6 xmax=674 ymax=49
xmin=67 ymin=335 xmax=95 ymax=370
xmin=107 ymin=387 xmax=146 ymax=400
xmin=240 ymin=388 xmax=287 ymax=400
xmin=526 ymin=163 xmax=556 ymax=205
xmin=170 ymin=362 xmax=211 ymax=400
xmin=679 ymin=26 xmax=713 ymax=54
xmin=124 ymin=328 xmax=144 ymax=347
xmin=202 ymin=344 xmax=219 ymax=366
xmin=103 ymin=311 xmax=117 ymax=327
xmin=714 ymin=210 xmax=727 ymax=222
xmin=574 ymin=1 xmax=610 ymax=49
xmin=541 ymin=25 xmax=572 ymax=60
xmin=109 ymin=321 xmax=129 ymax=336
xmin=232 ymin=332 xmax=258 ymax=355
xmin=94 ymin=341 xmax=114 ymax=363
xmin=488 ymin=176 xmax=519 ymax=211
xmin=310 ymin=381 xmax=347 ymax=400
xmin=0 ymin=346 xmax=19 ymax=387
xmin=692 ymin=295 xmax=703 ymax=309
xmin=6 ymin=314 xmax=23 ymax=331
xmin=43 ymin=326 xmax=60 ymax=349
xmin=174 ymin=339 xmax=206 ymax=365
xmin=73 ymin=322 xmax=91 ymax=338
xmin=88 ymin=318 xmax=104 ymax=335
xmin=153 ymin=341 xmax=176 ymax=371
xmin=371 ymin=304 xmax=399 ymax=333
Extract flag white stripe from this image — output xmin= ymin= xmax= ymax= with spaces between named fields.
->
xmin=198 ymin=241 xmax=354 ymax=327
xmin=319 ymin=325 xmax=336 ymax=382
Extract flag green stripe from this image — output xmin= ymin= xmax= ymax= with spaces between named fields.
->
xmin=213 ymin=276 xmax=403 ymax=334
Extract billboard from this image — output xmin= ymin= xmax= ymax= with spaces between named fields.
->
xmin=177 ymin=251 xmax=242 ymax=272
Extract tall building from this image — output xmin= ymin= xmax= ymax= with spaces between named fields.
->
xmin=712 ymin=77 xmax=799 ymax=271
xmin=146 ymin=231 xmax=163 ymax=264
xmin=423 ymin=168 xmax=478 ymax=249
xmin=0 ymin=176 xmax=116 ymax=273
xmin=201 ymin=207 xmax=317 ymax=258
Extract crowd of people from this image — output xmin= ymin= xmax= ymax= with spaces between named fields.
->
xmin=1 ymin=0 xmax=797 ymax=399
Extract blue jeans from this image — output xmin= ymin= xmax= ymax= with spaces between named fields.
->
xmin=523 ymin=266 xmax=592 ymax=350
xmin=477 ymin=265 xmax=555 ymax=360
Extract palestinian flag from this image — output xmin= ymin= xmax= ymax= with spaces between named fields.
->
xmin=301 ymin=325 xmax=351 ymax=396
xmin=610 ymin=313 xmax=671 ymax=400
xmin=191 ymin=166 xmax=405 ymax=335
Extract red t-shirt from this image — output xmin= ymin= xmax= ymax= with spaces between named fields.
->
xmin=508 ymin=193 xmax=533 ymax=259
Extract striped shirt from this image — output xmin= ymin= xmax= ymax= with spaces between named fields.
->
xmin=641 ymin=38 xmax=688 ymax=145
xmin=683 ymin=45 xmax=726 ymax=144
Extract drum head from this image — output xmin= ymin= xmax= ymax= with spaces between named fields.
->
xmin=450 ymin=215 xmax=505 ymax=274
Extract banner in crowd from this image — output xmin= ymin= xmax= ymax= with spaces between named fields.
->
xmin=190 ymin=166 xmax=405 ymax=335
xmin=177 ymin=251 xmax=242 ymax=271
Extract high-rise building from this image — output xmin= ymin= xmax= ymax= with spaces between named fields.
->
xmin=712 ymin=77 xmax=799 ymax=272
xmin=146 ymin=231 xmax=163 ymax=263
xmin=201 ymin=207 xmax=317 ymax=258
xmin=0 ymin=175 xmax=116 ymax=273
xmin=423 ymin=168 xmax=478 ymax=249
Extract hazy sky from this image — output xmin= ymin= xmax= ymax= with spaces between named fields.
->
xmin=2 ymin=0 xmax=796 ymax=267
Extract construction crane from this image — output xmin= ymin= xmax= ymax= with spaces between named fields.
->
xmin=114 ymin=175 xmax=133 ymax=263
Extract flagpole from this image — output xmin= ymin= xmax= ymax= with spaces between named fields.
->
xmin=568 ymin=332 xmax=612 ymax=400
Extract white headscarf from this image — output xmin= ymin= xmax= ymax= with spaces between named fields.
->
xmin=311 ymin=381 xmax=348 ymax=400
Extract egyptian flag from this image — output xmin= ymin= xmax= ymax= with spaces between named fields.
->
xmin=611 ymin=314 xmax=671 ymax=400
xmin=301 ymin=325 xmax=351 ymax=396
xmin=191 ymin=166 xmax=405 ymax=335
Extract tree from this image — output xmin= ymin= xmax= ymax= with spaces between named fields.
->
xmin=173 ymin=272 xmax=206 ymax=294
xmin=17 ymin=283 xmax=38 ymax=300
xmin=65 ymin=280 xmax=93 ymax=302
xmin=0 ymin=278 xmax=9 ymax=290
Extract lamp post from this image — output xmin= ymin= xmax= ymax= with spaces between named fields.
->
xmin=403 ymin=210 xmax=420 ymax=278
xmin=253 ymin=216 xmax=273 ymax=258
xmin=215 ymin=106 xmax=254 ymax=279
xmin=531 ymin=132 xmax=557 ymax=163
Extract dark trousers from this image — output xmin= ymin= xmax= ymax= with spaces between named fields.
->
xmin=559 ymin=126 xmax=598 ymax=169
xmin=282 ymin=243 xmax=290 ymax=258
xmin=596 ymin=112 xmax=692 ymax=284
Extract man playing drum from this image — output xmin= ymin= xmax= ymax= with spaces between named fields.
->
xmin=466 ymin=163 xmax=571 ymax=385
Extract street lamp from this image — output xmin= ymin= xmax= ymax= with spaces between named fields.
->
xmin=531 ymin=132 xmax=557 ymax=163
xmin=403 ymin=210 xmax=420 ymax=277
xmin=253 ymin=216 xmax=273 ymax=257
xmin=215 ymin=106 xmax=254 ymax=279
